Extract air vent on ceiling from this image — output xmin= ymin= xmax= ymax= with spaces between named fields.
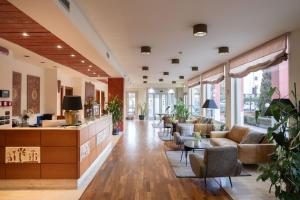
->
xmin=58 ymin=0 xmax=70 ymax=12
xmin=0 ymin=46 xmax=9 ymax=56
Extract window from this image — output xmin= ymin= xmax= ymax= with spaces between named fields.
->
xmin=234 ymin=61 xmax=289 ymax=131
xmin=204 ymin=81 xmax=226 ymax=122
xmin=126 ymin=92 xmax=136 ymax=116
xmin=189 ymin=85 xmax=201 ymax=116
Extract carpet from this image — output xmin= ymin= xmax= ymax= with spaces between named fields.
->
xmin=165 ymin=150 xmax=251 ymax=178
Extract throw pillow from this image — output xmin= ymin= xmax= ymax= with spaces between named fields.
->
xmin=241 ymin=131 xmax=266 ymax=144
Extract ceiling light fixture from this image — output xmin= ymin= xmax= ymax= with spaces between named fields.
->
xmin=193 ymin=24 xmax=207 ymax=37
xmin=191 ymin=66 xmax=199 ymax=71
xmin=179 ymin=76 xmax=184 ymax=79
xmin=171 ymin=58 xmax=180 ymax=64
xmin=163 ymin=72 xmax=169 ymax=75
xmin=218 ymin=46 xmax=229 ymax=55
xmin=70 ymin=54 xmax=75 ymax=57
xmin=172 ymin=81 xmax=176 ymax=84
xmin=22 ymin=32 xmax=29 ymax=37
xmin=56 ymin=45 xmax=63 ymax=49
xmin=159 ymin=78 xmax=163 ymax=82
xmin=93 ymin=72 xmax=96 ymax=75
xmin=24 ymin=55 xmax=30 ymax=58
xmin=81 ymin=60 xmax=85 ymax=63
xmin=143 ymin=76 xmax=148 ymax=79
xmin=142 ymin=66 xmax=149 ymax=71
xmin=143 ymin=81 xmax=147 ymax=84
xmin=141 ymin=46 xmax=151 ymax=55
xmin=40 ymin=61 xmax=45 ymax=64
xmin=88 ymin=69 xmax=91 ymax=71
xmin=88 ymin=65 xmax=92 ymax=68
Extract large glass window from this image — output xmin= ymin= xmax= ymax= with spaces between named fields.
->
xmin=205 ymin=81 xmax=226 ymax=122
xmin=234 ymin=61 xmax=289 ymax=131
xmin=127 ymin=92 xmax=136 ymax=116
xmin=189 ymin=85 xmax=201 ymax=116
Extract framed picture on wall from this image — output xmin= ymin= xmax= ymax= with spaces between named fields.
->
xmin=12 ymin=71 xmax=21 ymax=116
xmin=27 ymin=75 xmax=40 ymax=113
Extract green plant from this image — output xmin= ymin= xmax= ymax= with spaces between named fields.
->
xmin=106 ymin=96 xmax=123 ymax=129
xmin=172 ymin=101 xmax=190 ymax=122
xmin=256 ymin=83 xmax=300 ymax=200
xmin=139 ymin=103 xmax=148 ymax=116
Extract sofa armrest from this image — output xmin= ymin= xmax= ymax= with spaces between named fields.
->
xmin=237 ymin=144 xmax=275 ymax=164
xmin=210 ymin=131 xmax=229 ymax=138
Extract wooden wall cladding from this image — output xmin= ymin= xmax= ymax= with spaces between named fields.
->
xmin=12 ymin=71 xmax=21 ymax=116
xmin=41 ymin=164 xmax=77 ymax=179
xmin=41 ymin=147 xmax=77 ymax=163
xmin=6 ymin=163 xmax=40 ymax=179
xmin=41 ymin=130 xmax=77 ymax=146
xmin=0 ymin=147 xmax=4 ymax=163
xmin=0 ymin=0 xmax=109 ymax=78
xmin=5 ymin=130 xmax=40 ymax=146
xmin=27 ymin=75 xmax=40 ymax=113
xmin=0 ymin=164 xmax=5 ymax=179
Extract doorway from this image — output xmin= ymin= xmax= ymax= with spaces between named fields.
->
xmin=147 ymin=92 xmax=175 ymax=120
xmin=96 ymin=90 xmax=100 ymax=104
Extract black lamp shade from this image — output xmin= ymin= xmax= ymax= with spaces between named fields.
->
xmin=62 ymin=96 xmax=83 ymax=110
xmin=202 ymin=99 xmax=218 ymax=109
xmin=264 ymin=98 xmax=295 ymax=116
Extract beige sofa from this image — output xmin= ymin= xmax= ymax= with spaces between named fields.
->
xmin=210 ymin=125 xmax=275 ymax=164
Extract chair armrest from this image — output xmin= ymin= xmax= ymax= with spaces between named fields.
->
xmin=189 ymin=153 xmax=206 ymax=177
xmin=237 ymin=144 xmax=275 ymax=164
xmin=210 ymin=131 xmax=229 ymax=138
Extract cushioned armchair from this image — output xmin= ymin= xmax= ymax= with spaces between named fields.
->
xmin=189 ymin=146 xmax=242 ymax=187
xmin=210 ymin=125 xmax=275 ymax=164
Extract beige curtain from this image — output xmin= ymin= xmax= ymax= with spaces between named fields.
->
xmin=229 ymin=33 xmax=288 ymax=78
xmin=188 ymin=75 xmax=200 ymax=88
xmin=201 ymin=64 xmax=225 ymax=84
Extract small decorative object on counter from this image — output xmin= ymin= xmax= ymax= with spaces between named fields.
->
xmin=20 ymin=109 xmax=33 ymax=127
xmin=84 ymin=97 xmax=96 ymax=120
xmin=62 ymin=96 xmax=83 ymax=126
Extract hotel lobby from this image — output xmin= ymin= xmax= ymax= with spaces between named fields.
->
xmin=0 ymin=0 xmax=300 ymax=199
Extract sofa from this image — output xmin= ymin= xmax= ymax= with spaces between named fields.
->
xmin=210 ymin=125 xmax=275 ymax=164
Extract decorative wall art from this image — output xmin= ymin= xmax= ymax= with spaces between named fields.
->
xmin=12 ymin=71 xmax=21 ymax=116
xmin=27 ymin=75 xmax=40 ymax=113
xmin=80 ymin=141 xmax=90 ymax=162
xmin=85 ymin=82 xmax=95 ymax=101
xmin=5 ymin=147 xmax=40 ymax=163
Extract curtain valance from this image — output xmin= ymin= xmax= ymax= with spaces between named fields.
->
xmin=201 ymin=64 xmax=225 ymax=84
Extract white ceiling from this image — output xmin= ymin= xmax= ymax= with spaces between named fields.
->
xmin=76 ymin=0 xmax=300 ymax=86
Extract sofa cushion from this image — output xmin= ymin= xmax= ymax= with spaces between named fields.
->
xmin=240 ymin=131 xmax=266 ymax=144
xmin=177 ymin=123 xmax=194 ymax=136
xmin=227 ymin=126 xmax=250 ymax=143
xmin=210 ymin=138 xmax=238 ymax=146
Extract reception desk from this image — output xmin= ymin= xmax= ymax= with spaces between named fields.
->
xmin=0 ymin=115 xmax=113 ymax=189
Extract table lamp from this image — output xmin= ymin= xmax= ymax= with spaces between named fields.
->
xmin=202 ymin=99 xmax=218 ymax=118
xmin=62 ymin=96 xmax=83 ymax=126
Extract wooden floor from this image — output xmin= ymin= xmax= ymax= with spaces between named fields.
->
xmin=80 ymin=120 xmax=232 ymax=200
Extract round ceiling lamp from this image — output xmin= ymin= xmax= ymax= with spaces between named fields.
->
xmin=191 ymin=66 xmax=198 ymax=71
xmin=163 ymin=72 xmax=169 ymax=75
xmin=193 ymin=24 xmax=207 ymax=37
xmin=179 ymin=76 xmax=184 ymax=79
xmin=171 ymin=58 xmax=180 ymax=64
xmin=172 ymin=81 xmax=176 ymax=84
xmin=142 ymin=66 xmax=149 ymax=71
xmin=141 ymin=46 xmax=151 ymax=55
xmin=159 ymin=78 xmax=163 ymax=82
xmin=143 ymin=76 xmax=148 ymax=79
xmin=143 ymin=81 xmax=147 ymax=84
xmin=218 ymin=46 xmax=229 ymax=55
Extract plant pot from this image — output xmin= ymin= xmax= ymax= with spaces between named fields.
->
xmin=113 ymin=127 xmax=120 ymax=135
xmin=139 ymin=115 xmax=145 ymax=120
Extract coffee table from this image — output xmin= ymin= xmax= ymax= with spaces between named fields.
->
xmin=180 ymin=139 xmax=212 ymax=166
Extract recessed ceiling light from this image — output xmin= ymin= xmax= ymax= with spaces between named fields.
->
xmin=24 ymin=55 xmax=30 ymax=58
xmin=218 ymin=46 xmax=229 ymax=55
xmin=143 ymin=81 xmax=147 ymax=84
xmin=171 ymin=58 xmax=180 ymax=64
xmin=163 ymin=72 xmax=169 ymax=75
xmin=143 ymin=76 xmax=148 ymax=79
xmin=192 ymin=66 xmax=199 ymax=71
xmin=141 ymin=46 xmax=151 ymax=55
xmin=81 ymin=60 xmax=85 ymax=63
xmin=70 ymin=54 xmax=75 ymax=57
xmin=193 ymin=24 xmax=207 ymax=37
xmin=159 ymin=78 xmax=163 ymax=82
xmin=142 ymin=66 xmax=149 ymax=71
xmin=88 ymin=69 xmax=91 ymax=71
xmin=89 ymin=65 xmax=92 ymax=68
xmin=172 ymin=81 xmax=176 ymax=84
xmin=93 ymin=72 xmax=96 ymax=75
xmin=40 ymin=61 xmax=45 ymax=64
xmin=56 ymin=45 xmax=63 ymax=49
xmin=22 ymin=32 xmax=29 ymax=37
xmin=179 ymin=76 xmax=184 ymax=79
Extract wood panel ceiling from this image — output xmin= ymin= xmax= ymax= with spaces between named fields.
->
xmin=0 ymin=0 xmax=109 ymax=77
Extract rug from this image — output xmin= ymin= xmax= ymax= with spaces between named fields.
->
xmin=165 ymin=150 xmax=251 ymax=178
xmin=158 ymin=131 xmax=173 ymax=141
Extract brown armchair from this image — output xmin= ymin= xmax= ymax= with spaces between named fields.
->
xmin=189 ymin=146 xmax=242 ymax=187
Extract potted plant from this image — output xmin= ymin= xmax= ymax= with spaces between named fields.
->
xmin=106 ymin=96 xmax=123 ymax=135
xmin=255 ymin=83 xmax=300 ymax=200
xmin=138 ymin=103 xmax=148 ymax=120
xmin=172 ymin=100 xmax=190 ymax=123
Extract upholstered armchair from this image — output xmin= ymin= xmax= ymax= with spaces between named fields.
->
xmin=189 ymin=146 xmax=242 ymax=187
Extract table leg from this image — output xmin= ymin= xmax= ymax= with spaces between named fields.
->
xmin=180 ymin=150 xmax=184 ymax=162
xmin=185 ymin=150 xmax=188 ymax=166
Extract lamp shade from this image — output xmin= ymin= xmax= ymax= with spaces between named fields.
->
xmin=202 ymin=99 xmax=218 ymax=109
xmin=62 ymin=96 xmax=83 ymax=110
xmin=264 ymin=98 xmax=296 ymax=116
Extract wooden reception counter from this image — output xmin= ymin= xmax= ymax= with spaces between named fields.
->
xmin=0 ymin=115 xmax=113 ymax=189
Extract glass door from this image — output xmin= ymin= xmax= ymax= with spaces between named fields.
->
xmin=147 ymin=92 xmax=175 ymax=120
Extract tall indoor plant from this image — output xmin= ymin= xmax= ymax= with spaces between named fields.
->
xmin=172 ymin=100 xmax=190 ymax=123
xmin=138 ymin=103 xmax=148 ymax=120
xmin=256 ymin=83 xmax=300 ymax=200
xmin=106 ymin=96 xmax=123 ymax=135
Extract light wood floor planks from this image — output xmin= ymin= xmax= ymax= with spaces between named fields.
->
xmin=80 ymin=121 xmax=232 ymax=200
